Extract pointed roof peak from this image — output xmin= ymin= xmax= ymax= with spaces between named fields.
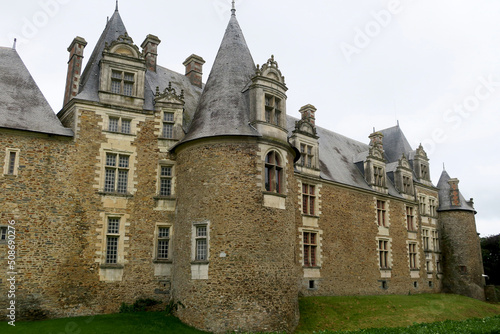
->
xmin=176 ymin=11 xmax=259 ymax=147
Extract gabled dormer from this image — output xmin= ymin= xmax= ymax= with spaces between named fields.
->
xmin=248 ymin=55 xmax=288 ymax=143
xmin=99 ymin=32 xmax=146 ymax=110
xmin=412 ymin=144 xmax=432 ymax=185
xmin=364 ymin=132 xmax=388 ymax=194
xmin=394 ymin=154 xmax=414 ymax=199
xmin=155 ymin=82 xmax=185 ymax=146
xmin=290 ymin=104 xmax=320 ymax=177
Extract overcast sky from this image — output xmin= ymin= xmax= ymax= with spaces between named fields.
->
xmin=1 ymin=0 xmax=499 ymax=236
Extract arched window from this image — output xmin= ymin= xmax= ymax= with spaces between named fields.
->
xmin=265 ymin=151 xmax=283 ymax=193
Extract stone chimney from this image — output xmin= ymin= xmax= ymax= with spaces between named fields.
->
xmin=63 ymin=36 xmax=87 ymax=107
xmin=141 ymin=34 xmax=161 ymax=72
xmin=183 ymin=54 xmax=205 ymax=88
xmin=299 ymin=104 xmax=317 ymax=125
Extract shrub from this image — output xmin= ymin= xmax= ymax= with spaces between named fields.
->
xmin=119 ymin=298 xmax=162 ymax=313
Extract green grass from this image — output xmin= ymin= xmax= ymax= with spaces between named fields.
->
xmin=0 ymin=312 xmax=209 ymax=334
xmin=296 ymin=294 xmax=500 ymax=333
xmin=1 ymin=294 xmax=499 ymax=333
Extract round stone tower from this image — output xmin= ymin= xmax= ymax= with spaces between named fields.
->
xmin=170 ymin=8 xmax=299 ymax=333
xmin=437 ymin=170 xmax=485 ymax=300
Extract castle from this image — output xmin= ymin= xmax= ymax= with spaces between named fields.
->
xmin=0 ymin=4 xmax=485 ymax=333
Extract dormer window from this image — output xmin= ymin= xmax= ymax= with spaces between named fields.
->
xmin=265 ymin=94 xmax=282 ymax=127
xmin=111 ymin=70 xmax=134 ymax=96
xmin=420 ymin=164 xmax=429 ymax=180
xmin=374 ymin=166 xmax=385 ymax=187
xmin=403 ymin=175 xmax=412 ymax=194
xmin=162 ymin=112 xmax=174 ymax=139
xmin=300 ymin=144 xmax=314 ymax=168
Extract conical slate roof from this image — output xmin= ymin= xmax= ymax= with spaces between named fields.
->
xmin=437 ymin=170 xmax=475 ymax=212
xmin=0 ymin=47 xmax=72 ymax=136
xmin=178 ymin=12 xmax=260 ymax=145
xmin=77 ymin=8 xmax=127 ymax=102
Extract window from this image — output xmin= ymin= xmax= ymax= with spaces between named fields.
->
xmin=105 ymin=217 xmax=120 ymax=264
xmin=195 ymin=225 xmax=208 ymax=261
xmin=104 ymin=153 xmax=129 ymax=194
xmin=4 ymin=149 xmax=19 ymax=176
xmin=419 ymin=195 xmax=427 ymax=215
xmin=302 ymin=184 xmax=315 ymax=215
xmin=403 ymin=175 xmax=412 ymax=194
xmin=156 ymin=226 xmax=170 ymax=260
xmin=0 ymin=226 xmax=7 ymax=242
xmin=300 ymin=144 xmax=314 ymax=168
xmin=377 ymin=200 xmax=386 ymax=227
xmin=111 ymin=70 xmax=134 ymax=96
xmin=264 ymin=94 xmax=282 ymax=127
xmin=426 ymin=260 xmax=431 ymax=272
xmin=406 ymin=206 xmax=415 ymax=231
xmin=422 ymin=229 xmax=430 ymax=250
xmin=159 ymin=166 xmax=173 ymax=196
xmin=408 ymin=243 xmax=417 ymax=269
xmin=162 ymin=112 xmax=174 ymax=139
xmin=374 ymin=166 xmax=385 ymax=187
xmin=303 ymin=232 xmax=317 ymax=267
xmin=429 ymin=198 xmax=437 ymax=217
xmin=420 ymin=163 xmax=429 ymax=180
xmin=264 ymin=151 xmax=283 ymax=193
xmin=378 ymin=239 xmax=389 ymax=269
xmin=436 ymin=259 xmax=441 ymax=273
xmin=432 ymin=230 xmax=440 ymax=252
xmin=108 ymin=117 xmax=131 ymax=134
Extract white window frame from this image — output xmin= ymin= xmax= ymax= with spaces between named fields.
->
xmin=110 ymin=70 xmax=135 ymax=96
xmin=103 ymin=152 xmax=130 ymax=194
xmin=108 ymin=116 xmax=132 ymax=134
xmin=264 ymin=94 xmax=282 ymax=127
xmin=378 ymin=238 xmax=391 ymax=269
xmin=192 ymin=221 xmax=210 ymax=263
xmin=104 ymin=216 xmax=122 ymax=265
xmin=155 ymin=225 xmax=172 ymax=261
xmin=162 ymin=111 xmax=175 ymax=139
xmin=158 ymin=165 xmax=174 ymax=197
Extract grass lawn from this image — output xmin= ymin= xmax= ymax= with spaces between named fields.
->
xmin=296 ymin=293 xmax=500 ymax=333
xmin=1 ymin=294 xmax=499 ymax=333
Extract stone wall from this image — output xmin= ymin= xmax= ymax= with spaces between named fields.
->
xmin=440 ymin=210 xmax=485 ymax=300
xmin=172 ymin=139 xmax=299 ymax=333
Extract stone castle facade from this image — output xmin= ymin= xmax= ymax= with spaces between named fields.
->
xmin=0 ymin=5 xmax=485 ymax=333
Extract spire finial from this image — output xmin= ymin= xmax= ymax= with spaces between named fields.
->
xmin=231 ymin=0 xmax=236 ymax=15
xmin=443 ymin=163 xmax=446 ymax=171
xmin=12 ymin=38 xmax=17 ymax=50
xmin=115 ymin=0 xmax=118 ymax=11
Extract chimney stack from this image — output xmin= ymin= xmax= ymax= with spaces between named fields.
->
xmin=183 ymin=54 xmax=205 ymax=88
xmin=299 ymin=104 xmax=317 ymax=125
xmin=141 ymin=34 xmax=161 ymax=72
xmin=63 ymin=36 xmax=87 ymax=107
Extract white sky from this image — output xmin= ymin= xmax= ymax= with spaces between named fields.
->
xmin=1 ymin=0 xmax=499 ymax=236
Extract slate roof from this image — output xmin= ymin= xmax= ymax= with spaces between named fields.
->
xmin=75 ymin=8 xmax=203 ymax=128
xmin=0 ymin=47 xmax=73 ymax=136
xmin=178 ymin=12 xmax=260 ymax=145
xmin=437 ymin=170 xmax=475 ymax=212
xmin=77 ymin=8 xmax=127 ymax=102
xmin=287 ymin=117 xmax=404 ymax=198
xmin=379 ymin=125 xmax=413 ymax=163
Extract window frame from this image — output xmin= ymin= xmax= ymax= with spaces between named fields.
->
xmin=378 ymin=239 xmax=390 ymax=269
xmin=105 ymin=217 xmax=121 ymax=264
xmin=373 ymin=166 xmax=385 ymax=187
xmin=155 ymin=225 xmax=171 ymax=261
xmin=158 ymin=165 xmax=173 ymax=197
xmin=264 ymin=94 xmax=282 ymax=127
xmin=103 ymin=153 xmax=130 ymax=194
xmin=162 ymin=112 xmax=175 ymax=139
xmin=4 ymin=149 xmax=20 ymax=176
xmin=108 ymin=116 xmax=132 ymax=134
xmin=302 ymin=183 xmax=316 ymax=216
xmin=406 ymin=206 xmax=416 ymax=231
xmin=0 ymin=226 xmax=7 ymax=243
xmin=408 ymin=242 xmax=418 ymax=270
xmin=303 ymin=231 xmax=318 ymax=267
xmin=192 ymin=221 xmax=210 ymax=263
xmin=402 ymin=175 xmax=412 ymax=194
xmin=110 ymin=70 xmax=135 ymax=96
xmin=300 ymin=144 xmax=314 ymax=169
xmin=422 ymin=228 xmax=430 ymax=251
xmin=376 ymin=200 xmax=386 ymax=227
xmin=264 ymin=151 xmax=284 ymax=194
